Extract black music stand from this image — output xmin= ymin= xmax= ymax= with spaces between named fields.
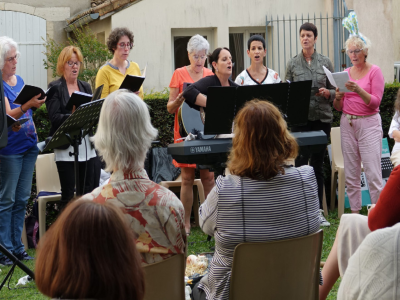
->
xmin=0 ymin=244 xmax=35 ymax=291
xmin=44 ymin=99 xmax=104 ymax=196
xmin=203 ymin=87 xmax=236 ymax=135
xmin=204 ymin=81 xmax=312 ymax=135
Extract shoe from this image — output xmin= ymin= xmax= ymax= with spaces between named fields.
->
xmin=319 ymin=209 xmax=330 ymax=227
xmin=14 ymin=251 xmax=34 ymax=261
xmin=0 ymin=256 xmax=13 ymax=266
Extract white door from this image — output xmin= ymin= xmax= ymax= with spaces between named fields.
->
xmin=0 ymin=11 xmax=47 ymax=90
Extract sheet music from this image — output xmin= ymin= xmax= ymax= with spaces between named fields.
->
xmin=323 ymin=66 xmax=351 ymax=93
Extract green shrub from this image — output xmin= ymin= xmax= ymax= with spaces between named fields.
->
xmin=43 ymin=26 xmax=112 ymax=90
xmin=144 ymin=89 xmax=174 ymax=147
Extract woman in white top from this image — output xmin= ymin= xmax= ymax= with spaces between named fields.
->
xmin=235 ymin=35 xmax=280 ymax=86
xmin=389 ymin=89 xmax=400 ymax=167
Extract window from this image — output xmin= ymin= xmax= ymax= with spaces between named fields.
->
xmin=96 ymin=32 xmax=105 ymax=45
xmin=171 ymin=29 xmax=214 ymax=72
xmin=395 ymin=66 xmax=398 ymax=81
xmin=229 ymin=28 xmax=266 ymax=80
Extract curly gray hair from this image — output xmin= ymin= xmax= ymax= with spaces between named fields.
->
xmin=187 ymin=34 xmax=210 ymax=54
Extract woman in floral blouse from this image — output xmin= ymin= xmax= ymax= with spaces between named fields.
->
xmin=81 ymin=90 xmax=186 ymax=265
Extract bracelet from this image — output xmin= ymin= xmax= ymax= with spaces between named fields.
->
xmin=20 ymin=106 xmax=26 ymax=113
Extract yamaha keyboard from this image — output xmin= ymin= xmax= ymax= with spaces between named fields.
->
xmin=168 ymin=130 xmax=328 ymax=166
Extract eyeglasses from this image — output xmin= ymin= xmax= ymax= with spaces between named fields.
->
xmin=5 ymin=54 xmax=20 ymax=62
xmin=117 ymin=42 xmax=133 ymax=49
xmin=193 ymin=55 xmax=207 ymax=61
xmin=347 ymin=48 xmax=363 ymax=55
xmin=67 ymin=61 xmax=81 ymax=67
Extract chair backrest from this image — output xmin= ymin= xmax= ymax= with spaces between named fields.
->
xmin=229 ymin=230 xmax=323 ymax=300
xmin=35 ymin=153 xmax=61 ymax=193
xmin=331 ymin=127 xmax=344 ymax=169
xmin=142 ymin=253 xmax=185 ymax=300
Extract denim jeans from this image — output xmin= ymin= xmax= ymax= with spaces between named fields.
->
xmin=0 ymin=144 xmax=39 ymax=257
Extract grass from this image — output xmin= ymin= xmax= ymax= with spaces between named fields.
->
xmin=0 ymin=207 xmax=367 ymax=299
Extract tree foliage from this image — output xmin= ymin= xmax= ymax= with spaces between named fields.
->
xmin=42 ymin=26 xmax=112 ymax=90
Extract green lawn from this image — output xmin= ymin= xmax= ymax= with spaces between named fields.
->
xmin=0 ymin=207 xmax=366 ymax=299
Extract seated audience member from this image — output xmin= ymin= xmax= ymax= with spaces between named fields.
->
xmin=319 ymin=165 xmax=400 ymax=300
xmin=192 ymin=100 xmax=320 ymax=300
xmin=35 ymin=200 xmax=144 ymax=300
xmin=80 ymin=90 xmax=186 ymax=264
xmin=337 ymin=223 xmax=400 ymax=300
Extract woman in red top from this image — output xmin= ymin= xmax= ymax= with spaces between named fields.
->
xmin=167 ymin=34 xmax=214 ymax=235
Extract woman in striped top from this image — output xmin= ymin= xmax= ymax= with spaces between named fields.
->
xmin=193 ymin=100 xmax=320 ymax=300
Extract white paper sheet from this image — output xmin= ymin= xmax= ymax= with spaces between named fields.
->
xmin=323 ymin=66 xmax=351 ymax=93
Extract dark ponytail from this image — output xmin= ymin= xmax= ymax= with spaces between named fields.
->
xmin=208 ymin=47 xmax=230 ymax=73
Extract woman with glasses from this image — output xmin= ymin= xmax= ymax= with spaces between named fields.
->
xmin=167 ymin=34 xmax=214 ymax=235
xmin=0 ymin=36 xmax=45 ymax=266
xmin=46 ymin=46 xmax=99 ymax=211
xmin=96 ymin=27 xmax=143 ymax=99
xmin=334 ymin=34 xmax=384 ymax=213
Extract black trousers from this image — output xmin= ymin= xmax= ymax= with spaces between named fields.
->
xmin=192 ymin=282 xmax=207 ymax=300
xmin=56 ymin=157 xmax=99 ymax=207
xmin=291 ymin=120 xmax=331 ymax=209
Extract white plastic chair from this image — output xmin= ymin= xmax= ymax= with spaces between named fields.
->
xmin=35 ymin=153 xmax=61 ymax=239
xmin=330 ymin=127 xmax=346 ymax=218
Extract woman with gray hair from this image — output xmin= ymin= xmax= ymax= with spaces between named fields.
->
xmin=0 ymin=36 xmax=45 ymax=266
xmin=81 ymin=90 xmax=186 ymax=265
xmin=334 ymin=13 xmax=384 ymax=213
xmin=167 ymin=34 xmax=214 ymax=235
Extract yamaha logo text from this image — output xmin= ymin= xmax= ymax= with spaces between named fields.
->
xmin=190 ymin=146 xmax=212 ymax=154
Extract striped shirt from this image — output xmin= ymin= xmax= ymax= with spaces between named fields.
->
xmin=198 ymin=165 xmax=320 ymax=300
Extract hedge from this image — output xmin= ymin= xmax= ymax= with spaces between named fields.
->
xmin=28 ymin=83 xmax=400 ymax=223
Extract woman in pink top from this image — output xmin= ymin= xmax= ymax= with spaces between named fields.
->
xmin=334 ymin=34 xmax=384 ymax=213
xmin=167 ymin=35 xmax=214 ymax=235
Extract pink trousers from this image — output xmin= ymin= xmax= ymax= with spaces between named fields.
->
xmin=340 ymin=113 xmax=383 ymax=211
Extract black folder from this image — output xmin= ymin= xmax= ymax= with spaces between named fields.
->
xmin=6 ymin=115 xmax=29 ymax=128
xmin=65 ymin=84 xmax=104 ymax=111
xmin=13 ymin=84 xmax=58 ymax=111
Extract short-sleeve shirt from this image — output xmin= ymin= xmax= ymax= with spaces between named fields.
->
xmin=95 ymin=60 xmax=144 ymax=99
xmin=169 ymin=66 xmax=213 ymax=168
xmin=235 ymin=68 xmax=281 ymax=85
xmin=0 ymin=75 xmax=37 ymax=155
xmin=81 ymin=168 xmax=186 ymax=265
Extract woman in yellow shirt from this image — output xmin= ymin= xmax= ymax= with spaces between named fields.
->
xmin=96 ymin=27 xmax=144 ymax=99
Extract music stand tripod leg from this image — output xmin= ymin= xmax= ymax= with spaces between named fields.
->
xmin=0 ymin=263 xmax=16 ymax=290
xmin=0 ymin=243 xmax=34 ymax=291
xmin=66 ymin=130 xmax=83 ymax=197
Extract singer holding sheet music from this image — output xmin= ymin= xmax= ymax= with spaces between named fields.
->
xmin=167 ymin=35 xmax=215 ymax=235
xmin=95 ymin=27 xmax=144 ymax=99
xmin=333 ymin=32 xmax=384 ymax=213
xmin=0 ymin=36 xmax=45 ymax=266
xmin=285 ymin=23 xmax=335 ymax=227
xmin=46 ymin=46 xmax=99 ymax=211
